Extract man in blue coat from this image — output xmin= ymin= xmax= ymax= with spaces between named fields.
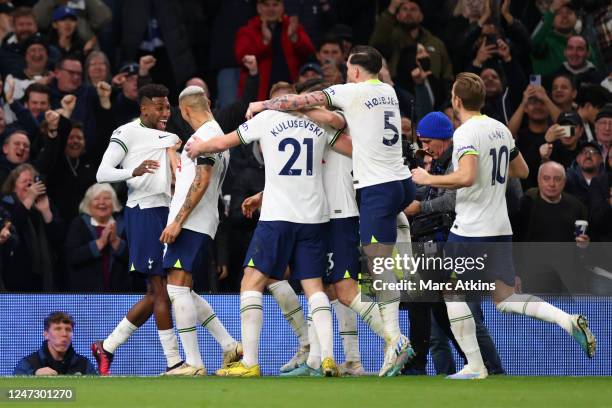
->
xmin=14 ymin=311 xmax=97 ymax=375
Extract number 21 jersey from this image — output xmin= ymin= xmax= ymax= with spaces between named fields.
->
xmin=322 ymin=80 xmax=411 ymax=189
xmin=237 ymin=110 xmax=342 ymax=224
xmin=452 ymin=115 xmax=516 ymax=237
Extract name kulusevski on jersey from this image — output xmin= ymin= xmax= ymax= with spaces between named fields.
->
xmin=236 ymin=110 xmax=342 ymax=224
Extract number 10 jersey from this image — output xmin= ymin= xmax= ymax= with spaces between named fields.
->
xmin=237 ymin=110 xmax=342 ymax=224
xmin=322 ymin=80 xmax=411 ymax=189
xmin=452 ymin=114 xmax=516 ymax=237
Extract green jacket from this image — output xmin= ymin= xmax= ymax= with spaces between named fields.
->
xmin=370 ymin=10 xmax=453 ymax=82
xmin=531 ymin=11 xmax=569 ymax=76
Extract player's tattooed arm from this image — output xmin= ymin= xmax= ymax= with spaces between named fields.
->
xmin=160 ymin=164 xmax=212 ymax=244
xmin=175 ymin=164 xmax=212 ymax=226
xmin=264 ymin=91 xmax=327 ymax=111
xmin=301 ymin=108 xmax=346 ymax=130
xmin=246 ymin=92 xmax=328 ymax=118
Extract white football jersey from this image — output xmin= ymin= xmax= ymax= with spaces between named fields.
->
xmin=237 ymin=110 xmax=341 ymax=223
xmin=108 ymin=120 xmax=180 ymax=208
xmin=168 ymin=120 xmax=229 ymax=237
xmin=322 ymin=80 xmax=411 ymax=189
xmin=323 ymin=147 xmax=358 ymax=219
xmin=452 ymin=115 xmax=516 ymax=237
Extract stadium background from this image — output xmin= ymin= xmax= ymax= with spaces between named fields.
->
xmin=1 ymin=294 xmax=609 ymax=376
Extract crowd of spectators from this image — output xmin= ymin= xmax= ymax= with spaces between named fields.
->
xmin=0 ymin=0 xmax=610 ymax=293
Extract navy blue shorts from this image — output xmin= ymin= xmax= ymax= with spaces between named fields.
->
xmin=163 ymin=229 xmax=212 ymax=273
xmin=324 ymin=217 xmax=361 ymax=284
xmin=445 ymin=233 xmax=515 ymax=287
xmin=124 ymin=205 xmax=168 ymax=276
xmin=243 ymin=221 xmax=327 ymax=281
xmin=358 ymin=178 xmax=416 ymax=245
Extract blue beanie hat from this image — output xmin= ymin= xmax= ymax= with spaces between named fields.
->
xmin=416 ymin=111 xmax=454 ymax=140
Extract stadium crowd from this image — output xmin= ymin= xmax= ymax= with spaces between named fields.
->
xmin=0 ymin=0 xmax=610 ymax=294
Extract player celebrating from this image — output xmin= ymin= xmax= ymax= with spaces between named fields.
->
xmin=159 ymin=86 xmax=242 ymax=375
xmin=92 ymin=84 xmax=183 ymax=375
xmin=185 ymin=99 xmax=352 ymax=378
xmin=242 ymin=45 xmax=415 ymax=376
xmin=411 ymin=72 xmax=596 ymax=379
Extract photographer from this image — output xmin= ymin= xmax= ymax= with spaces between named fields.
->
xmin=404 ymin=112 xmax=504 ymax=375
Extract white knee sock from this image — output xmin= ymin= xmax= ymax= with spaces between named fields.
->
xmin=445 ymin=301 xmax=484 ymax=370
xmin=158 ymin=328 xmax=182 ymax=368
xmin=308 ymin=291 xmax=334 ymax=360
xmin=306 ymin=311 xmax=321 ymax=369
xmin=103 ymin=317 xmax=138 ymax=354
xmin=496 ymin=293 xmax=573 ymax=334
xmin=268 ymin=281 xmax=309 ymax=347
xmin=332 ymin=300 xmax=360 ymax=362
xmin=377 ymin=275 xmax=401 ymax=341
xmin=191 ymin=291 xmax=236 ymax=352
xmin=240 ymin=291 xmax=263 ymax=367
xmin=349 ymin=293 xmax=385 ymax=339
xmin=167 ymin=284 xmax=204 ymax=369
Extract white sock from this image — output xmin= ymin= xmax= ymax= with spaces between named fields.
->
xmin=191 ymin=291 xmax=236 ymax=352
xmin=332 ymin=299 xmax=360 ymax=362
xmin=306 ymin=311 xmax=321 ymax=369
xmin=377 ymin=283 xmax=401 ymax=341
xmin=158 ymin=328 xmax=182 ymax=368
xmin=268 ymin=281 xmax=309 ymax=347
xmin=240 ymin=291 xmax=263 ymax=367
xmin=496 ymin=293 xmax=573 ymax=334
xmin=167 ymin=284 xmax=204 ymax=369
xmin=445 ymin=301 xmax=485 ymax=370
xmin=349 ymin=293 xmax=385 ymax=339
xmin=308 ymin=291 xmax=334 ymax=360
xmin=103 ymin=317 xmax=138 ymax=354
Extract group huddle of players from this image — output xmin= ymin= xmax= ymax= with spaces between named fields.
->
xmin=90 ymin=45 xmax=595 ymax=378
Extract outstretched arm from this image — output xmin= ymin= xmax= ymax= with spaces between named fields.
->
xmin=185 ymin=131 xmax=241 ymax=159
xmin=246 ymin=91 xmax=328 ymax=118
xmin=301 ymin=108 xmax=346 ymax=130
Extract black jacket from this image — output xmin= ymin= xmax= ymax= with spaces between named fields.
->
xmin=35 ymin=105 xmax=113 ymax=222
xmin=65 ymin=213 xmax=130 ymax=292
xmin=0 ymin=194 xmax=65 ymax=291
xmin=14 ymin=341 xmax=97 ymax=375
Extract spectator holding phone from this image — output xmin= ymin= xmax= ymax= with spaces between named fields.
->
xmin=540 ymin=110 xmax=583 ymax=168
xmin=0 ymin=163 xmax=64 ymax=291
